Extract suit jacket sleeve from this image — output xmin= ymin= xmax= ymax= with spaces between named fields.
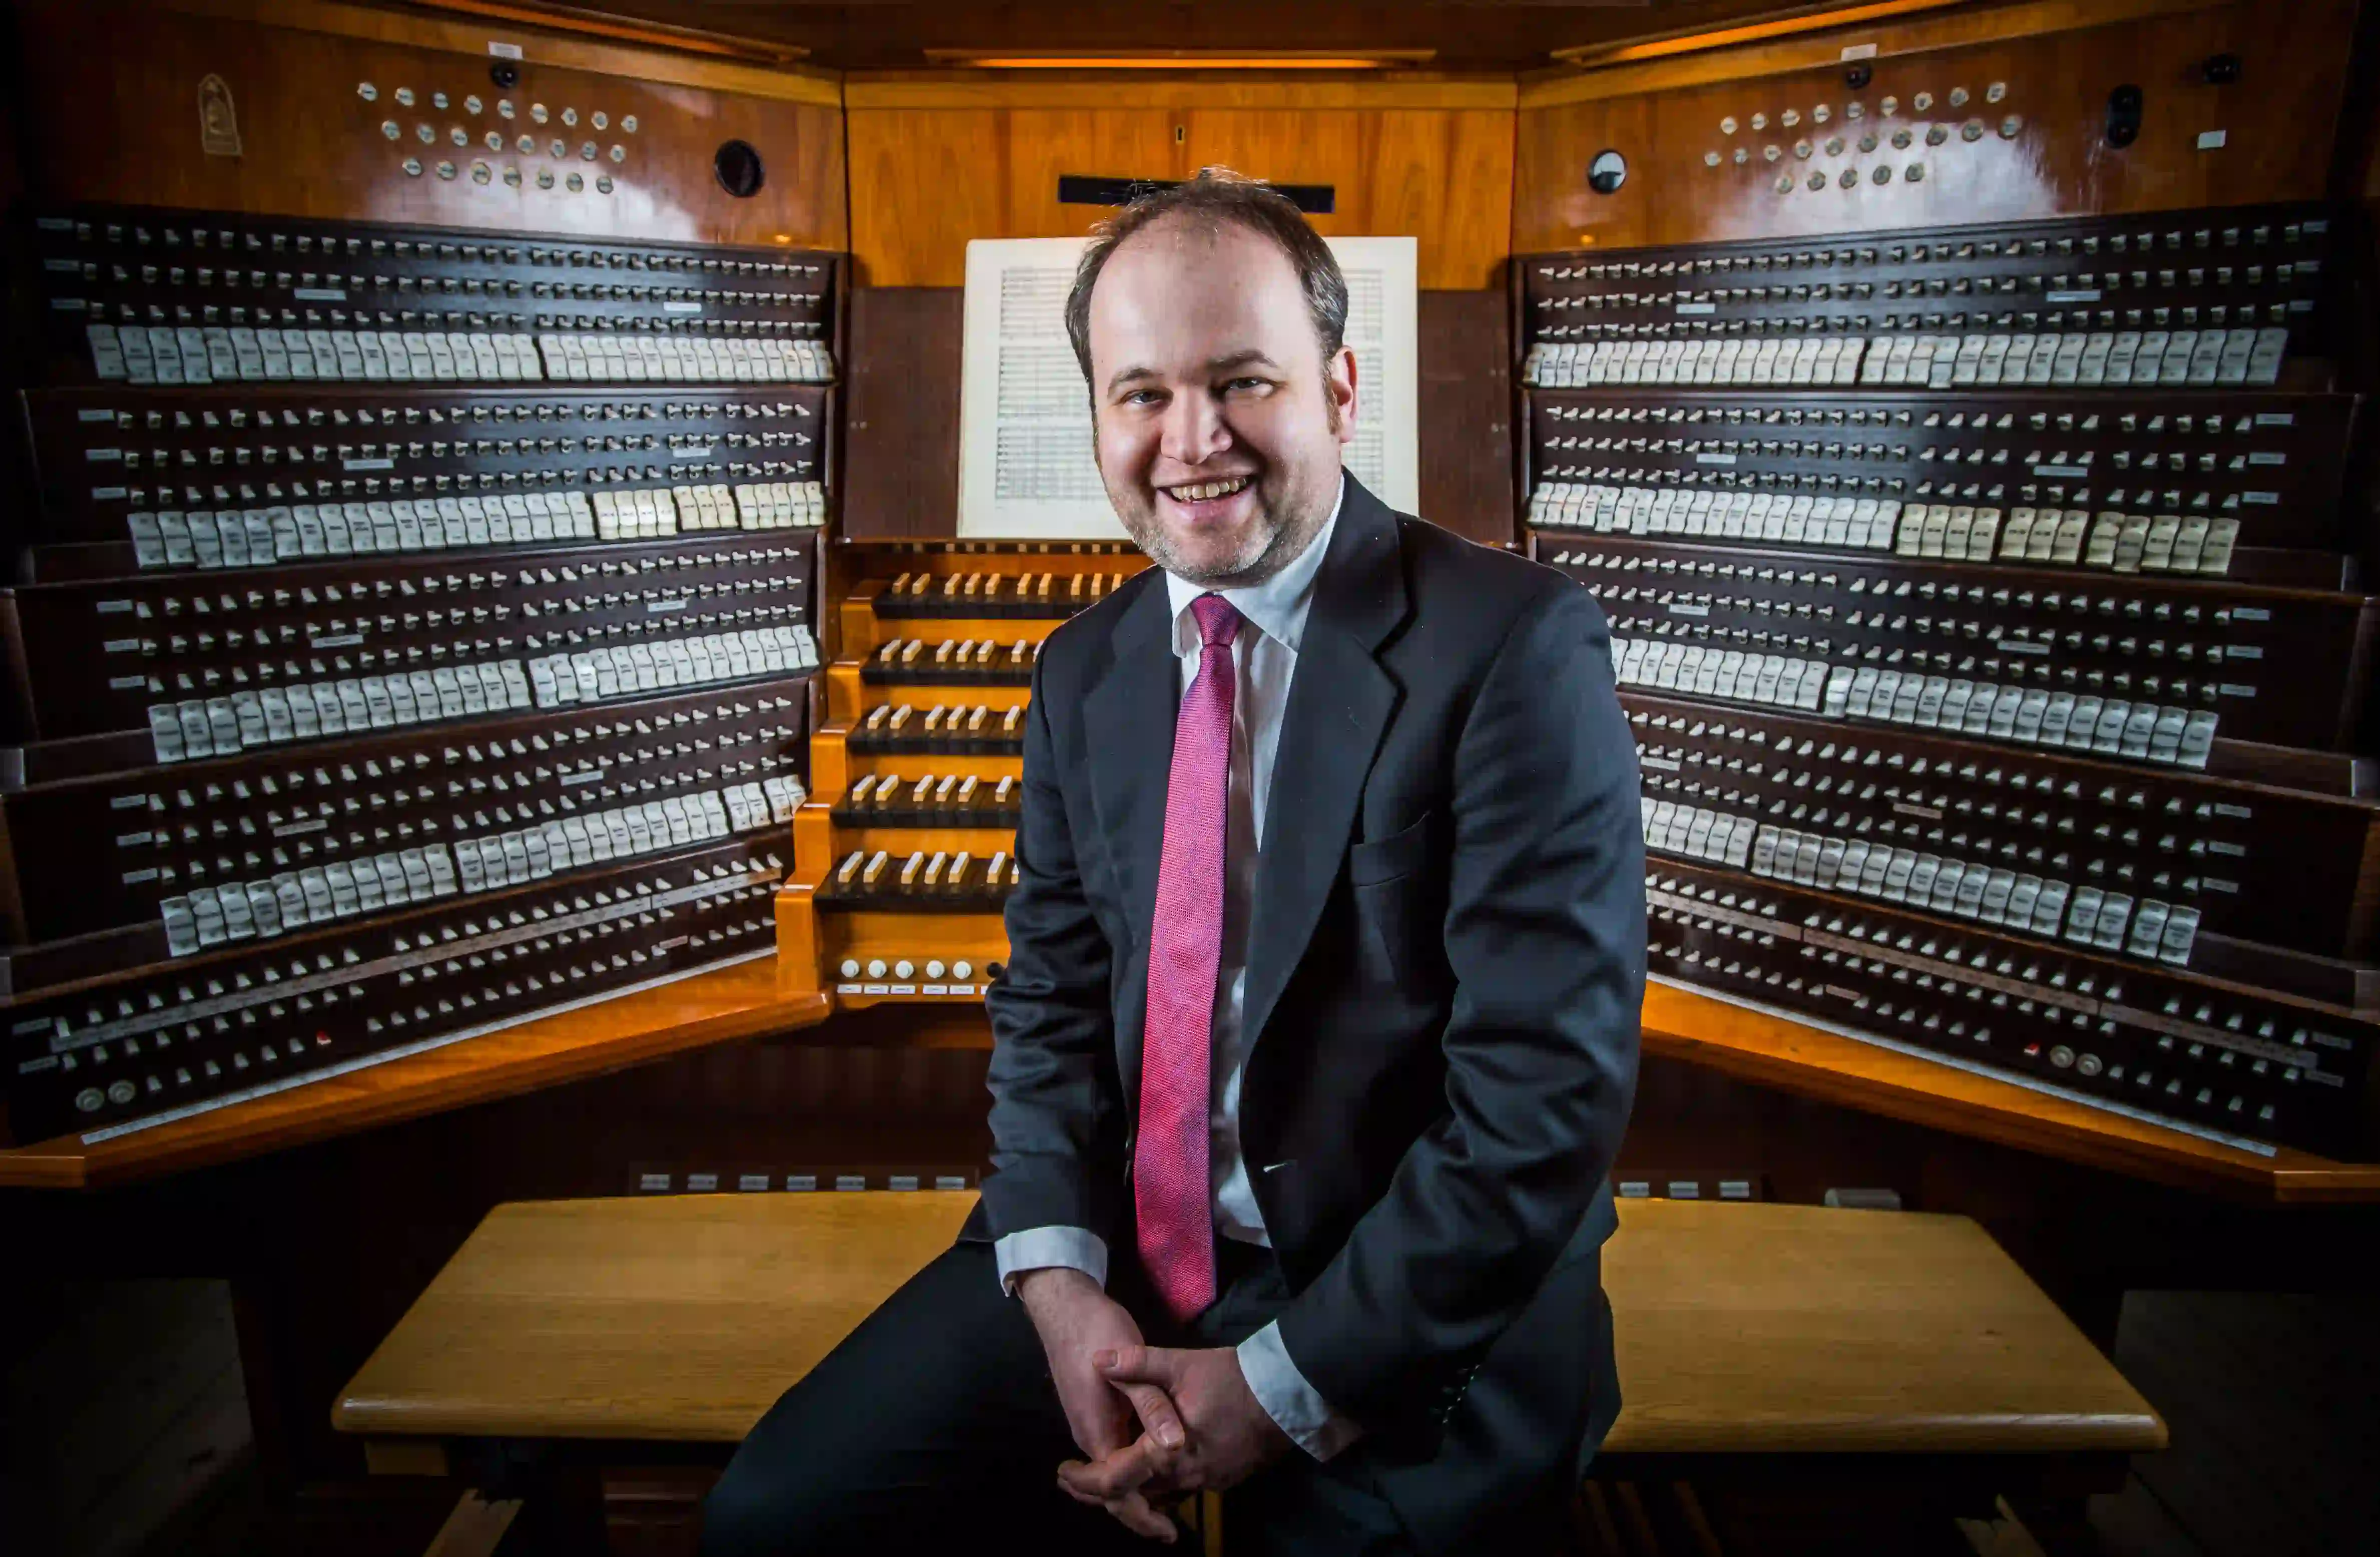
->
xmin=1273 ymin=581 xmax=1644 ymax=1427
xmin=979 ymin=652 xmax=1128 ymax=1245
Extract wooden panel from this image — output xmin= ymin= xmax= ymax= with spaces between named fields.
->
xmin=11 ymin=0 xmax=846 ymax=248
xmin=1514 ymin=0 xmax=2361 ymax=252
xmin=329 ymin=1190 xmax=2163 ymax=1456
xmin=845 ymin=76 xmax=1515 ymax=287
xmin=161 ymin=0 xmax=834 ymax=98
xmin=0 ymin=965 xmax=832 ymax=1191
xmin=569 ymin=1 xmax=1913 ymax=77
xmin=1185 ymin=107 xmax=1516 ymax=290
xmin=1528 ymin=0 xmax=2239 ymax=101
xmin=843 ymin=75 xmax=1517 ymax=111
xmin=847 ymin=106 xmax=1173 ymax=287
xmin=840 ymin=289 xmax=965 ymax=539
xmin=1417 ymin=290 xmax=1518 ymax=545
xmin=834 ymin=287 xmax=1517 ymax=539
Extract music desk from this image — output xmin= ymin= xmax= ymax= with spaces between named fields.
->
xmin=336 ymin=1193 xmax=2165 ymax=1551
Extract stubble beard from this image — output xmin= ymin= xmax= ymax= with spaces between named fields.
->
xmin=1100 ymin=401 xmax=1342 ymax=589
xmin=1111 ymin=468 xmax=1334 ymax=589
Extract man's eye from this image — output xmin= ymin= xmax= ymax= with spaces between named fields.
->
xmin=1122 ymin=390 xmax=1164 ymax=406
xmin=1224 ymin=377 xmax=1267 ymax=392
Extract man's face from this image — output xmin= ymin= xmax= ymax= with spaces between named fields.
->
xmin=1086 ymin=218 xmax=1357 ymax=587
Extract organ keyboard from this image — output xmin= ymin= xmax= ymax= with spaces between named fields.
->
xmin=1521 ymin=198 xmax=2380 ymax=1156
xmin=0 ymin=202 xmax=841 ymax=1144
xmin=775 ymin=542 xmax=1148 ymax=1007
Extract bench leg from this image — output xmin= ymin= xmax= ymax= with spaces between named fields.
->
xmin=422 ymin=1490 xmax=521 ymax=1557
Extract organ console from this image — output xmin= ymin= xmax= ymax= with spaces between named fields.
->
xmin=1519 ymin=199 xmax=2380 ymax=1159
xmin=8 ymin=12 xmax=2380 ymax=1550
xmin=0 ymin=202 xmax=842 ymax=1144
xmin=774 ymin=542 xmax=1150 ymax=1007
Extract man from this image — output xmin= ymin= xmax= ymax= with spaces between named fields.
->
xmin=703 ymin=169 xmax=1643 ymax=1556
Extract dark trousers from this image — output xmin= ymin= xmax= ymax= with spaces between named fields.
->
xmin=699 ymin=1240 xmax=1416 ymax=1556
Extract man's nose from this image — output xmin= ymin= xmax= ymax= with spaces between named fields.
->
xmin=1159 ymin=393 xmax=1231 ymax=466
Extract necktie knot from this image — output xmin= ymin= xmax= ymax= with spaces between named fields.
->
xmin=1190 ymin=593 xmax=1241 ymax=650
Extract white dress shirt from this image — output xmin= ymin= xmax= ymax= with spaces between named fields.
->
xmin=995 ymin=478 xmax=1361 ymax=1461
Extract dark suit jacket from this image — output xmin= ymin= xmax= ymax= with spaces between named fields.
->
xmin=969 ymin=475 xmax=1645 ymax=1550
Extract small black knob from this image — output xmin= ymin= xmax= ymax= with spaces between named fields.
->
xmin=490 ymin=61 xmax=521 ymax=90
xmin=2105 ymin=84 xmax=2144 ymax=148
xmin=2199 ymin=53 xmax=2243 ymax=86
xmin=1844 ymin=63 xmax=1873 ymax=91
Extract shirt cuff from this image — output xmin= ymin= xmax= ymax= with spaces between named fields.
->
xmin=993 ymin=1226 xmax=1110 ymax=1296
xmin=1237 ymin=1320 xmax=1363 ymax=1461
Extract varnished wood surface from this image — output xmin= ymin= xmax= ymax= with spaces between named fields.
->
xmin=842 ymin=75 xmax=1517 ymax=111
xmin=531 ymin=1 xmax=1869 ymax=76
xmin=839 ymin=288 xmax=965 ymax=539
xmin=1603 ymin=1198 xmax=2162 ymax=1454
xmin=161 ymin=0 xmax=838 ymax=99
xmin=14 ymin=0 xmax=848 ymax=248
xmin=1513 ymin=0 xmax=2359 ymax=253
xmin=8 ymin=955 xmax=2373 ymax=1199
xmin=1527 ymin=0 xmax=2239 ymax=101
xmin=1641 ymin=984 xmax=2380 ymax=1204
xmin=0 ymin=962 xmax=831 ymax=1192
xmin=1417 ymin=289 xmax=1518 ymax=544
xmin=331 ymin=1191 xmax=2164 ymax=1456
xmin=845 ymin=75 xmax=1515 ymax=288
xmin=336 ymin=1190 xmax=977 ymax=1441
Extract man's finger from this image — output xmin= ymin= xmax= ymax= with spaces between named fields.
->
xmin=1058 ymin=1439 xmax=1159 ymax=1501
xmin=1104 ymin=1489 xmax=1177 ymax=1543
xmin=1056 ymin=1463 xmax=1106 ymax=1507
xmin=1097 ymin=1345 xmax=1185 ymax=1386
xmin=1113 ymin=1378 xmax=1187 ymax=1451
xmin=1093 ymin=1343 xmax=1158 ymax=1376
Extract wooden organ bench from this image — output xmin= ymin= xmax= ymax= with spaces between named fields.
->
xmin=333 ymin=1191 xmax=2165 ymax=1555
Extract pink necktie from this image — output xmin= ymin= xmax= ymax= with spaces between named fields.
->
xmin=1136 ymin=593 xmax=1240 ymax=1322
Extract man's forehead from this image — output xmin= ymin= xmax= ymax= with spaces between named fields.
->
xmin=1088 ymin=221 xmax=1309 ymax=357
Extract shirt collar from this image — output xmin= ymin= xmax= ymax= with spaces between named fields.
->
xmin=1164 ymin=474 xmax=1343 ymax=656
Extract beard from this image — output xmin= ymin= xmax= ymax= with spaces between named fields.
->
xmin=1105 ymin=463 xmax=1335 ymax=587
xmin=1098 ymin=400 xmax=1343 ymax=588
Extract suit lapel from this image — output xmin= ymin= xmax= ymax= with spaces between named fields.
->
xmin=1082 ymin=571 xmax=1178 ymax=1018
xmin=1243 ymin=477 xmax=1410 ymax=1055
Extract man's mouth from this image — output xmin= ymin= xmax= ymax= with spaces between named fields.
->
xmin=1161 ymin=474 xmax=1253 ymax=503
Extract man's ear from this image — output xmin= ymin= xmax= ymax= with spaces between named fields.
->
xmin=1328 ymin=344 xmax=1359 ymax=444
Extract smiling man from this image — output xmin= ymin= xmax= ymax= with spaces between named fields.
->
xmin=702 ymin=170 xmax=1644 ymax=1556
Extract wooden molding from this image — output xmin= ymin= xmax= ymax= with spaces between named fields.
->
xmin=1640 ymin=983 xmax=2380 ymax=1204
xmin=1519 ymin=0 xmax=2241 ymax=107
xmin=1551 ymin=0 xmax=2000 ymax=68
xmin=144 ymin=0 xmax=845 ymax=105
xmin=399 ymin=2 xmax=810 ymax=65
xmin=919 ymin=48 xmax=1440 ymax=69
xmin=843 ymin=71 xmax=1517 ymax=112
xmin=0 ymin=963 xmax=833 ymax=1190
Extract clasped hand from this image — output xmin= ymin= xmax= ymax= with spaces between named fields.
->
xmin=1017 ymin=1269 xmax=1293 ymax=1542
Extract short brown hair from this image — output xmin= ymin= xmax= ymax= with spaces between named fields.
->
xmin=1063 ymin=166 xmax=1349 ymax=390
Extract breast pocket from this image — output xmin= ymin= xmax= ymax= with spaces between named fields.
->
xmin=1347 ymin=810 xmax=1449 ymax=984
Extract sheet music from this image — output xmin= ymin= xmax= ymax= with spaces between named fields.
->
xmin=958 ymin=235 xmax=1419 ymax=539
